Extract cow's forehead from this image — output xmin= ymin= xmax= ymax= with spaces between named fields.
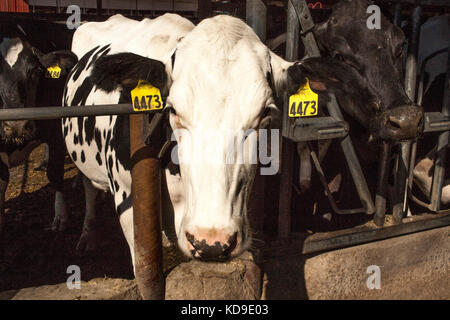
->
xmin=169 ymin=15 xmax=272 ymax=129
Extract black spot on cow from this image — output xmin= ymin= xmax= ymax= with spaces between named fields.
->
xmin=63 ymin=125 xmax=68 ymax=137
xmin=71 ymin=151 xmax=77 ymax=161
xmin=71 ymin=46 xmax=99 ymax=82
xmin=81 ymin=150 xmax=85 ymax=163
xmin=114 ymin=180 xmax=119 ymax=192
xmin=71 ymin=77 xmax=94 ymax=109
xmin=94 ymin=128 xmax=102 ymax=151
xmin=107 ymin=154 xmax=114 ymax=173
xmin=73 ymin=133 xmax=79 ymax=145
xmin=122 ymin=191 xmax=127 ymax=201
xmin=77 ymin=117 xmax=84 ymax=146
xmin=84 ymin=116 xmax=96 ymax=145
xmin=90 ymin=52 xmax=167 ymax=93
xmin=96 ymin=152 xmax=102 ymax=165
xmin=87 ymin=44 xmax=111 ymax=70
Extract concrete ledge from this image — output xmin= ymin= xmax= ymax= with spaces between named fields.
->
xmin=0 ymin=252 xmax=261 ymax=300
xmin=303 ymin=226 xmax=450 ymax=299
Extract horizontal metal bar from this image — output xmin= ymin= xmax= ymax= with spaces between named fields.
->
xmin=286 ymin=116 xmax=349 ymax=142
xmin=0 ymin=104 xmax=159 ymax=121
xmin=423 ymin=112 xmax=450 ymax=132
xmin=259 ymin=213 xmax=450 ymax=260
xmin=302 ymin=213 xmax=450 ymax=254
xmin=374 ymin=0 xmax=450 ymax=7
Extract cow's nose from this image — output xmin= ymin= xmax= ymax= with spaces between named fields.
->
xmin=186 ymin=230 xmax=238 ymax=261
xmin=384 ymin=105 xmax=424 ymax=140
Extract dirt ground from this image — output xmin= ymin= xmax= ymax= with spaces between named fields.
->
xmin=0 ymin=142 xmax=446 ymax=298
xmin=0 ymin=144 xmax=186 ymax=292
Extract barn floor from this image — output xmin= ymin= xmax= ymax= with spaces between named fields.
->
xmin=0 ymin=145 xmax=448 ymax=299
xmin=0 ymin=144 xmax=186 ymax=293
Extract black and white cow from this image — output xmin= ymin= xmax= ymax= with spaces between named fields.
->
xmin=64 ymin=0 xmax=423 ymax=266
xmin=0 ymin=23 xmax=78 ymax=235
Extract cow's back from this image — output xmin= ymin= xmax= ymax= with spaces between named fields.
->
xmin=64 ymin=13 xmax=193 ymax=201
xmin=72 ymin=13 xmax=194 ymax=64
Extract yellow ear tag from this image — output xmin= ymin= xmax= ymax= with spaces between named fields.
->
xmin=288 ymin=78 xmax=318 ymax=117
xmin=131 ymin=80 xmax=163 ymax=112
xmin=46 ymin=65 xmax=61 ymax=79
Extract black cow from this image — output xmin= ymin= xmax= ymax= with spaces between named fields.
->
xmin=0 ymin=23 xmax=78 ymax=235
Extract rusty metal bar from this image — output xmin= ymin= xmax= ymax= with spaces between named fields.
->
xmin=129 ymin=113 xmax=165 ymax=300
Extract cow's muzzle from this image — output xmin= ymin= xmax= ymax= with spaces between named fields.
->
xmin=186 ymin=230 xmax=238 ymax=261
xmin=375 ymin=105 xmax=424 ymax=141
xmin=1 ymin=120 xmax=36 ymax=144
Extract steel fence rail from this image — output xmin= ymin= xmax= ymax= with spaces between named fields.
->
xmin=0 ymin=104 xmax=158 ymax=121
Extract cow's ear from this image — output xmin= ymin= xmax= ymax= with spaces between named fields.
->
xmin=287 ymin=57 xmax=356 ymax=96
xmin=35 ymin=49 xmax=78 ymax=75
xmin=90 ymin=53 xmax=167 ymax=93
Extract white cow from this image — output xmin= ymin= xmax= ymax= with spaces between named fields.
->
xmin=64 ymin=0 xmax=424 ymax=266
xmin=63 ymin=13 xmax=289 ymax=262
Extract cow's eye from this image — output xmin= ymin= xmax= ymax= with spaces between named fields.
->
xmin=394 ymin=44 xmax=405 ymax=58
xmin=165 ymin=105 xmax=176 ymax=115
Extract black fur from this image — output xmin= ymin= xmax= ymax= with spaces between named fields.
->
xmin=90 ymin=53 xmax=167 ymax=92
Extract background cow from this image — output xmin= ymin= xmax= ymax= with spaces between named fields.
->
xmin=63 ymin=0 xmax=423 ymax=268
xmin=0 ymin=23 xmax=77 ymax=236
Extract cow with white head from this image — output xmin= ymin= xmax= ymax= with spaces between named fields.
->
xmin=65 ymin=0 xmax=423 ymax=265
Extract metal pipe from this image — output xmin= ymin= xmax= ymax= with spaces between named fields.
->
xmin=430 ymin=41 xmax=450 ymax=211
xmin=393 ymin=5 xmax=421 ymax=223
xmin=246 ymin=0 xmax=267 ymax=42
xmin=374 ymin=143 xmax=391 ymax=226
xmin=130 ymin=113 xmax=164 ymax=299
xmin=404 ymin=6 xmax=422 ymax=102
xmin=393 ymin=141 xmax=411 ymax=224
xmin=278 ymin=0 xmax=300 ymax=238
xmin=393 ymin=3 xmax=402 ymax=27
xmin=301 ymin=213 xmax=450 ymax=255
xmin=0 ymin=104 xmax=157 ymax=121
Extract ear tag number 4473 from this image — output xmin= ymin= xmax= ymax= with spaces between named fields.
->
xmin=46 ymin=65 xmax=61 ymax=79
xmin=288 ymin=78 xmax=318 ymax=117
xmin=131 ymin=80 xmax=163 ymax=112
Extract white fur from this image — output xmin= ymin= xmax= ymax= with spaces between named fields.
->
xmin=0 ymin=38 xmax=24 ymax=67
xmin=65 ymin=14 xmax=294 ymax=265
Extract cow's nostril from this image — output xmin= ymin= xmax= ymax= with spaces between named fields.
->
xmin=387 ymin=116 xmax=402 ymax=130
xmin=186 ymin=231 xmax=238 ymax=260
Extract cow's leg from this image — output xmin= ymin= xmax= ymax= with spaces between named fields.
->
xmin=413 ymin=148 xmax=450 ymax=206
xmin=76 ymin=174 xmax=99 ymax=255
xmin=46 ymin=135 xmax=70 ymax=232
xmin=0 ymin=162 xmax=9 ymax=236
xmin=34 ymin=143 xmax=49 ymax=171
xmin=118 ymin=206 xmax=135 ymax=269
xmin=110 ymin=173 xmax=135 ymax=268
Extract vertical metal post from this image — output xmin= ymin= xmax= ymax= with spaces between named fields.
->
xmin=394 ymin=5 xmax=421 ymax=223
xmin=374 ymin=143 xmax=391 ymax=226
xmin=278 ymin=0 xmax=299 ymax=238
xmin=296 ymin=0 xmax=375 ymax=215
xmin=246 ymin=0 xmax=267 ymax=238
xmin=130 ymin=114 xmax=165 ymax=299
xmin=246 ymin=0 xmax=267 ymax=42
xmin=430 ymin=41 xmax=450 ymax=211
xmin=393 ymin=3 xmax=402 ymax=27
